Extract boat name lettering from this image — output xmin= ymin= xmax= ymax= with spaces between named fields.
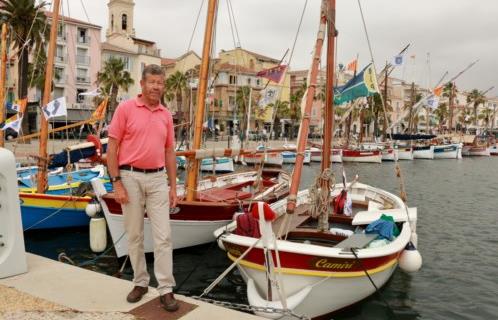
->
xmin=315 ymin=259 xmax=354 ymax=270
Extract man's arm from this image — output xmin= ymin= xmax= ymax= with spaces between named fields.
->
xmin=165 ymin=146 xmax=177 ymax=208
xmin=107 ymin=137 xmax=129 ymax=204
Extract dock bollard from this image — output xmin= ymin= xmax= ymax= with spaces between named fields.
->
xmin=89 ymin=217 xmax=107 ymax=253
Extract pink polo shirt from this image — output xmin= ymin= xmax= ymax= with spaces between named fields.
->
xmin=108 ymin=95 xmax=175 ymax=169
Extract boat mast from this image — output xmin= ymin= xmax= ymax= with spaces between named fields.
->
xmin=186 ymin=0 xmax=217 ymax=201
xmin=37 ymin=0 xmax=61 ymax=193
xmin=0 ymin=24 xmax=7 ymax=147
xmin=286 ymin=0 xmax=332 ymax=213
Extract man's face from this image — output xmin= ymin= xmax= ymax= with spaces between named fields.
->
xmin=141 ymin=74 xmax=165 ymax=103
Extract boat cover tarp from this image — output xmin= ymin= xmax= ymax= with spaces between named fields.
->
xmin=48 ymin=144 xmax=108 ymax=169
xmin=392 ymin=134 xmax=436 ymax=141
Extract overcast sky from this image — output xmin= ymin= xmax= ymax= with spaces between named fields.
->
xmin=61 ymin=0 xmax=497 ymax=97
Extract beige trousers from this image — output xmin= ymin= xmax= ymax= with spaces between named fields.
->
xmin=120 ymin=169 xmax=175 ymax=295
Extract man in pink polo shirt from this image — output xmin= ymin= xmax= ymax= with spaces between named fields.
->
xmin=107 ymin=64 xmax=178 ymax=312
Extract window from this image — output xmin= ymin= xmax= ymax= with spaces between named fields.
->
xmin=141 ymin=62 xmax=146 ymax=74
xmin=54 ymin=66 xmax=64 ymax=84
xmin=247 ymin=78 xmax=251 ymax=85
xmin=54 ymin=87 xmax=64 ymax=99
xmin=78 ymin=28 xmax=88 ymax=44
xmin=57 ymin=24 xmax=65 ymax=39
xmin=122 ymin=14 xmax=128 ymax=31
xmin=76 ymin=68 xmax=88 ymax=83
xmin=77 ymin=47 xmax=89 ymax=65
xmin=229 ymin=75 xmax=237 ymax=85
xmin=111 ymin=14 xmax=114 ymax=31
xmin=256 ymin=79 xmax=261 ymax=86
xmin=56 ymin=45 xmax=64 ymax=62
xmin=228 ymin=96 xmax=235 ymax=110
xmin=76 ymin=89 xmax=86 ymax=103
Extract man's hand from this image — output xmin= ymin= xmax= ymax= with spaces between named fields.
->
xmin=169 ymin=187 xmax=177 ymax=208
xmin=113 ymin=181 xmax=129 ymax=204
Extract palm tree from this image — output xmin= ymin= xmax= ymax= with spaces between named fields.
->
xmin=0 ymin=0 xmax=48 ymax=98
xmin=443 ymin=82 xmax=458 ymax=129
xmin=478 ymin=107 xmax=494 ymax=129
xmin=268 ymin=100 xmax=289 ymax=139
xmin=458 ymin=107 xmax=473 ymax=132
xmin=466 ymin=89 xmax=486 ymax=127
xmin=165 ymin=71 xmax=187 ymax=115
xmin=433 ymin=102 xmax=449 ymax=132
xmin=1 ymin=0 xmax=48 ymax=132
xmin=235 ymin=86 xmax=254 ymax=145
xmin=96 ymin=57 xmax=134 ymax=119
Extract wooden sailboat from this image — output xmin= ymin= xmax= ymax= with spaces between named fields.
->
xmin=91 ymin=0 xmax=290 ymax=255
xmin=214 ymin=1 xmax=421 ymax=318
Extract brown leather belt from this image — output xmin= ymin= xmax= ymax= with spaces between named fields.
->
xmin=119 ymin=165 xmax=164 ymax=173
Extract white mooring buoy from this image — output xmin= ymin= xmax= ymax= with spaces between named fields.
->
xmin=89 ymin=217 xmax=107 ymax=253
xmin=399 ymin=242 xmax=422 ymax=273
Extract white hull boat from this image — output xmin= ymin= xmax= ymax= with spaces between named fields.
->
xmin=381 ymin=148 xmax=398 ymax=161
xmin=215 ymin=182 xmax=420 ymax=319
xmin=413 ymin=145 xmax=434 ymax=159
xmin=462 ymin=145 xmax=490 ymax=156
xmin=200 ymin=157 xmax=235 ymax=173
xmin=433 ymin=144 xmax=460 ymax=159
xmin=342 ymin=149 xmax=382 ymax=163
xmin=397 ymin=147 xmax=414 ymax=160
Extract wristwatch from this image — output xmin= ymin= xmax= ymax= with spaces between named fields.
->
xmin=110 ymin=176 xmax=122 ymax=183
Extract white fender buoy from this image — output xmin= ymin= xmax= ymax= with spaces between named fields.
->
xmin=399 ymin=242 xmax=422 ymax=273
xmin=247 ymin=278 xmax=311 ymax=319
xmin=85 ymin=202 xmax=101 ymax=218
xmin=89 ymin=217 xmax=107 ymax=253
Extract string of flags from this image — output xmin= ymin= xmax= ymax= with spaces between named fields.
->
xmin=42 ymin=97 xmax=67 ymax=120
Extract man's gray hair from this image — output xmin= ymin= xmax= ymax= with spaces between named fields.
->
xmin=142 ymin=64 xmax=164 ymax=80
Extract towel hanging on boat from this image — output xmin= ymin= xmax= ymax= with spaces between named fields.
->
xmin=365 ymin=214 xmax=400 ymax=240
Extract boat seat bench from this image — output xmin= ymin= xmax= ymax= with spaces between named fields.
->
xmin=334 ymin=233 xmax=378 ymax=250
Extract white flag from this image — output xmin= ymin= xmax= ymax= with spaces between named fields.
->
xmin=0 ymin=115 xmax=23 ymax=132
xmin=42 ymin=97 xmax=67 ymax=120
xmin=424 ymin=94 xmax=439 ymax=109
xmin=392 ymin=54 xmax=404 ymax=67
xmin=258 ymin=87 xmax=279 ymax=107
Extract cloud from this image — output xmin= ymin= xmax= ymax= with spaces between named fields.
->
xmin=66 ymin=0 xmax=498 ymax=96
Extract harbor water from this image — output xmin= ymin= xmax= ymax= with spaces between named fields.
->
xmin=24 ymin=158 xmax=498 ymax=319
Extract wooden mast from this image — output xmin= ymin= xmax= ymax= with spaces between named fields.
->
xmin=321 ymin=0 xmax=336 ymax=191
xmin=286 ymin=0 xmax=334 ymax=213
xmin=0 ymin=24 xmax=7 ymax=147
xmin=36 ymin=0 xmax=61 ymax=193
xmin=186 ymin=0 xmax=217 ymax=201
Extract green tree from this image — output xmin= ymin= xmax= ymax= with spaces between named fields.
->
xmin=466 ymin=89 xmax=486 ymax=127
xmin=268 ymin=100 xmax=289 ymax=139
xmin=433 ymin=102 xmax=449 ymax=132
xmin=165 ymin=71 xmax=187 ymax=115
xmin=1 ymin=0 xmax=48 ymax=132
xmin=458 ymin=107 xmax=473 ymax=131
xmin=96 ymin=57 xmax=134 ymax=119
xmin=478 ymin=107 xmax=493 ymax=129
xmin=235 ymin=86 xmax=254 ymax=144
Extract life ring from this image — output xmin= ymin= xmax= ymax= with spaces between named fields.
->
xmin=87 ymin=135 xmax=102 ymax=162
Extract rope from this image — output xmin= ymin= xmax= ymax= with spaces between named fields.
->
xmin=350 ymin=248 xmax=399 ymax=320
xmin=200 ymin=237 xmax=261 ymax=298
xmin=309 ymin=168 xmax=335 ymax=219
xmin=22 ymin=198 xmax=75 ymax=231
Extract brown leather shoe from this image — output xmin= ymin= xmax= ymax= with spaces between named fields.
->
xmin=126 ymin=286 xmax=148 ymax=303
xmin=160 ymin=292 xmax=179 ymax=312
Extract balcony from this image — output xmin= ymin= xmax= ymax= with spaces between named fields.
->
xmin=77 ymin=36 xmax=91 ymax=45
xmin=76 ymin=76 xmax=90 ymax=84
xmin=54 ymin=74 xmax=67 ymax=86
xmin=57 ymin=32 xmax=67 ymax=42
xmin=76 ymin=55 xmax=90 ymax=65
xmin=55 ymin=54 xmax=67 ymax=63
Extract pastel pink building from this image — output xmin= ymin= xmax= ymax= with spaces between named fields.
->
xmin=28 ymin=12 xmax=102 ymax=125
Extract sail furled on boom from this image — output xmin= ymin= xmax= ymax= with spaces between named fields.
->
xmin=334 ymin=63 xmax=379 ymax=105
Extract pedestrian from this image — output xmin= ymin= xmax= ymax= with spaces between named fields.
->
xmin=106 ymin=64 xmax=179 ymax=312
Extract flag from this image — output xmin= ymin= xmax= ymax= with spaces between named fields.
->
xmin=258 ymin=87 xmax=279 ymax=107
xmin=424 ymin=94 xmax=439 ymax=109
xmin=0 ymin=115 xmax=23 ymax=132
xmin=89 ymin=98 xmax=108 ymax=124
xmin=42 ymin=97 xmax=67 ymax=120
xmin=392 ymin=54 xmax=404 ymax=67
xmin=256 ymin=65 xmax=287 ymax=83
xmin=334 ymin=64 xmax=379 ymax=105
xmin=7 ymin=98 xmax=27 ymax=113
xmin=433 ymin=86 xmax=443 ymax=97
xmin=346 ymin=59 xmax=357 ymax=72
